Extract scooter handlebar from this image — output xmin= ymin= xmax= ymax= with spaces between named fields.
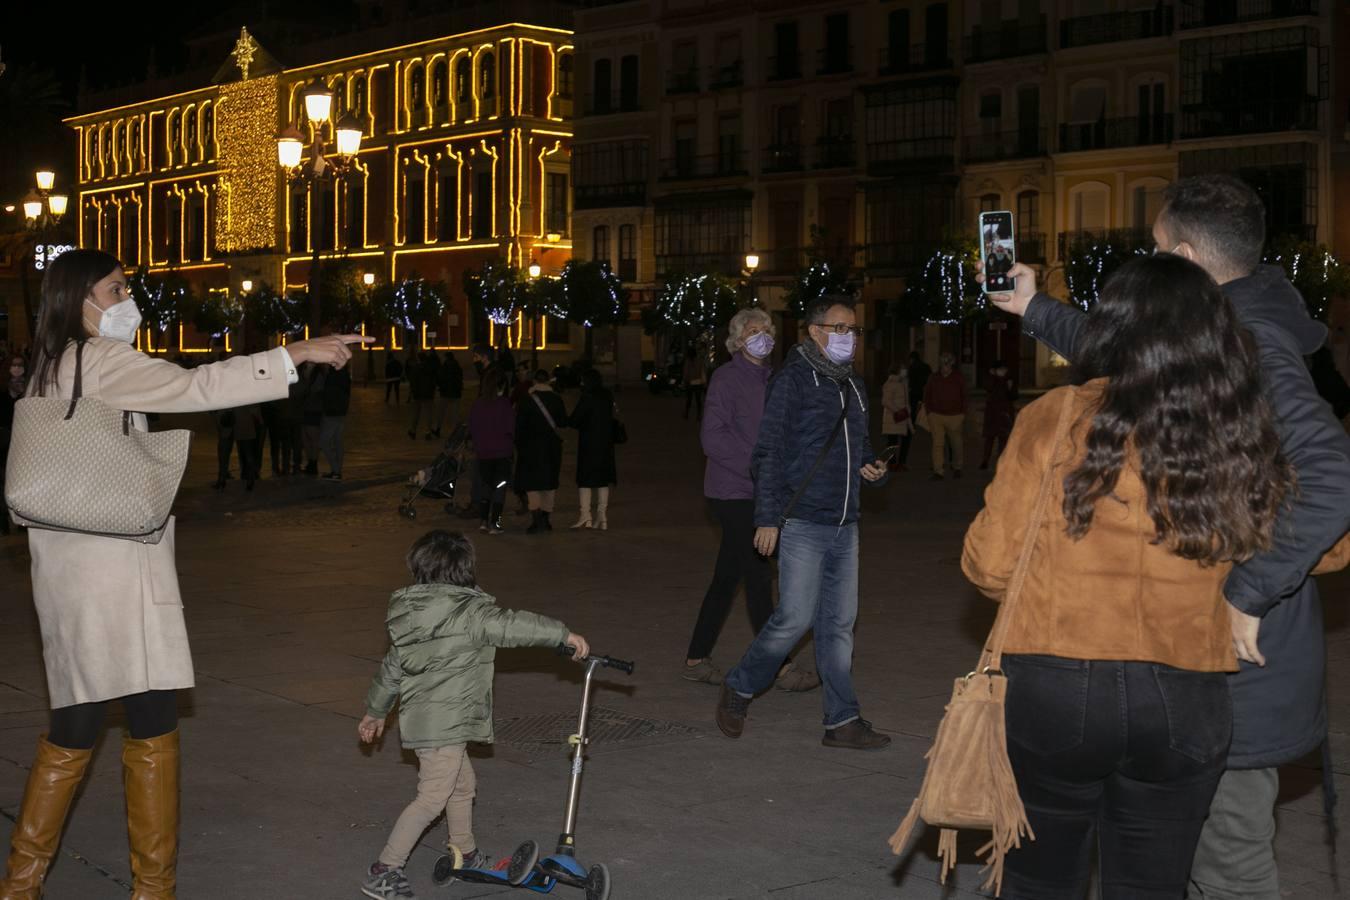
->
xmin=556 ymin=644 xmax=636 ymax=675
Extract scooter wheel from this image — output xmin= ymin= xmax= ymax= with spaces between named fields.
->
xmin=431 ymin=846 xmax=464 ymax=885
xmin=507 ymin=839 xmax=540 ymax=886
xmin=585 ymin=863 xmax=610 ymax=900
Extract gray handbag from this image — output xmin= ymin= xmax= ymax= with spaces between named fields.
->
xmin=4 ymin=341 xmax=191 ymax=543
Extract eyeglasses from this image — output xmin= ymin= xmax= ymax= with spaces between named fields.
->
xmin=812 ymin=322 xmax=864 ymax=336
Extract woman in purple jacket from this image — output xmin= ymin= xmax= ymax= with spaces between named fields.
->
xmin=468 ymin=368 xmax=515 ymax=534
xmin=682 ymin=310 xmax=817 ymax=690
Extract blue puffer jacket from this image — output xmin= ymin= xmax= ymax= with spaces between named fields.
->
xmin=752 ymin=348 xmax=883 ymax=528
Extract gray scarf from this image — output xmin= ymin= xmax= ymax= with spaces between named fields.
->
xmin=795 ymin=339 xmax=854 ymax=383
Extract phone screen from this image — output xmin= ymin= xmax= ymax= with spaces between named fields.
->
xmin=980 ymin=211 xmax=1016 ymax=294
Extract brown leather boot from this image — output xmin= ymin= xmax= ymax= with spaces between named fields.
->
xmin=122 ymin=730 xmax=179 ymax=900
xmin=0 ymin=735 xmax=93 ymax=900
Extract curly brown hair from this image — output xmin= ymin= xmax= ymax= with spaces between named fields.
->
xmin=1063 ymin=253 xmax=1294 ymax=565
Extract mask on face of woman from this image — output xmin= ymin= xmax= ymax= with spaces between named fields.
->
xmin=744 ymin=332 xmax=774 ymax=359
xmin=85 ymin=298 xmax=143 ymax=344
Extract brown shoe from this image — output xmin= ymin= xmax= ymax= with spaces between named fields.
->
xmin=0 ymin=736 xmax=93 ymax=900
xmin=715 ymin=685 xmax=751 ymax=739
xmin=123 ymin=730 xmax=180 ymax=900
xmin=822 ymin=718 xmax=891 ymax=751
xmin=774 ymin=662 xmax=821 ymax=693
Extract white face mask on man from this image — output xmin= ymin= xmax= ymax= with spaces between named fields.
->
xmin=85 ymin=298 xmax=143 ymax=344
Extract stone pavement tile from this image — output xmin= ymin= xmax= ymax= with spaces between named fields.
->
xmin=0 ymin=684 xmax=48 ymax=716
xmin=191 ymin=645 xmax=376 ymax=680
xmin=225 ymin=673 xmax=377 ymax=706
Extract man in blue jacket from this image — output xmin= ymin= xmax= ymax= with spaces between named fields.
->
xmin=983 ymin=174 xmax=1350 ymax=898
xmin=715 ymin=294 xmax=891 ymax=750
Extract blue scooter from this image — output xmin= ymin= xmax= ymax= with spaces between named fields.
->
xmin=431 ymin=648 xmax=635 ymax=900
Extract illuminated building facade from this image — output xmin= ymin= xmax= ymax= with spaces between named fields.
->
xmin=65 ymin=16 xmax=575 ymax=354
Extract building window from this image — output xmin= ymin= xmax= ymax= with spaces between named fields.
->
xmin=979 ymin=90 xmax=1002 ymax=135
xmin=822 ymin=13 xmax=851 ymax=73
xmin=347 ymin=176 xmax=365 ymax=247
xmin=1016 ymin=190 xmax=1039 ymax=231
xmin=405 ymin=173 xmax=425 ymax=244
xmin=864 ymin=179 xmax=957 ymax=269
xmin=431 ymin=61 xmax=447 ymax=111
xmin=120 ymin=204 xmax=138 ymax=265
xmin=654 ymin=201 xmax=750 ymax=277
xmin=479 ymin=53 xmax=495 ymax=100
xmin=979 ymin=193 xmax=1001 ymax=212
xmin=1180 ymin=142 xmax=1317 ymax=240
xmin=558 ymin=54 xmax=574 ymax=99
xmin=718 ymin=114 xmax=742 ymax=173
xmin=618 ymin=224 xmax=637 ymax=281
xmin=864 ymin=82 xmax=957 ymax=164
xmin=546 ymin=172 xmax=569 ymax=235
xmin=772 ymin=20 xmax=801 ymax=79
xmin=619 ymin=55 xmax=640 ymax=110
xmin=472 ymin=171 xmax=492 ymax=238
xmin=289 ymin=191 xmax=307 ymax=252
xmin=593 ymin=225 xmax=610 ymax=264
xmin=187 ymin=193 xmax=206 ymax=259
xmin=673 ymin=119 xmax=697 ymax=176
xmin=166 ymin=197 xmax=183 ymax=262
xmin=573 ymin=140 xmax=649 ymax=208
xmin=1070 ymin=184 xmax=1109 ymax=233
xmin=593 ymin=58 xmax=613 ymax=113
xmin=438 ymin=171 xmax=458 ymax=240
xmin=456 ymin=58 xmax=472 ymax=103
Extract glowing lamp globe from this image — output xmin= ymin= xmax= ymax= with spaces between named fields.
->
xmin=22 ymin=193 xmax=42 ymax=221
xmin=302 ymin=80 xmax=334 ymax=124
xmin=35 ymin=171 xmax=55 ymax=192
xmin=362 ymin=272 xmax=376 ymax=286
xmin=241 ymin=279 xmax=254 ymax=293
xmin=528 ymin=263 xmax=542 ymax=279
xmin=744 ymin=253 xmax=760 ymax=272
xmin=335 ymin=114 xmax=363 ymax=158
xmin=47 ymin=194 xmax=68 ymax=217
xmin=277 ymin=126 xmax=304 ymax=169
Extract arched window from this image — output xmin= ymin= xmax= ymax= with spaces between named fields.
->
xmin=353 ymin=78 xmax=367 ymax=116
xmin=1068 ymin=182 xmax=1110 ymax=234
xmin=979 ymin=192 xmax=1001 ymax=212
xmin=1128 ymin=177 xmax=1168 ymax=229
xmin=185 ymin=107 xmax=197 ymax=162
xmin=129 ymin=120 xmax=142 ymax=168
xmin=410 ymin=64 xmax=425 ymax=108
xmin=1016 ymin=190 xmax=1042 ymax=261
xmin=431 ymin=60 xmax=448 ymax=109
xmin=558 ymin=54 xmax=574 ymax=99
xmin=113 ymin=123 xmax=125 ymax=173
xmin=201 ymin=105 xmax=214 ymax=159
xmin=592 ymin=225 xmax=610 ymax=264
xmin=456 ymin=57 xmax=472 ymax=103
xmin=480 ymin=53 xmax=495 ymax=100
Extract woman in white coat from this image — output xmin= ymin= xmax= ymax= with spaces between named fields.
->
xmin=0 ymin=250 xmax=365 ymax=900
xmin=880 ymin=362 xmax=913 ymax=471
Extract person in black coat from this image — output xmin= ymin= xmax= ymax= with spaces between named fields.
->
xmin=320 ymin=365 xmax=352 ymax=480
xmin=407 ymin=351 xmax=437 ymax=439
xmin=431 ymin=352 xmax=464 ymax=439
xmin=515 ymin=370 xmax=567 ymax=534
xmin=384 ymin=354 xmax=403 ymax=404
xmin=567 ymin=368 xmax=617 ymax=530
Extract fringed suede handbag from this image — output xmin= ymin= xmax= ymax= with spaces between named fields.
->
xmin=888 ymin=390 xmax=1074 ymax=894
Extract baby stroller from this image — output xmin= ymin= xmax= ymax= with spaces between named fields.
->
xmin=398 ymin=424 xmax=470 ymax=520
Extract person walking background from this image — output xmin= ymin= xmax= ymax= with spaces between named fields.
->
xmin=432 ymin=351 xmax=463 ymax=439
xmin=384 ymin=353 xmax=403 ymax=404
xmin=233 ymin=403 xmax=263 ymax=491
xmin=467 ymin=368 xmax=515 ymax=535
xmin=568 ymin=368 xmax=617 ymax=530
xmin=683 ymin=343 xmax=708 ymax=421
xmin=210 ymin=406 xmax=235 ymax=491
xmin=880 ymin=363 xmax=912 ymax=471
xmin=962 ymin=253 xmax=1295 ymax=898
xmin=979 ymin=359 xmax=1017 ymax=470
xmin=408 ymin=351 xmax=438 ymax=439
xmin=320 ymin=362 xmax=351 ymax=480
xmin=0 ymin=248 xmax=363 ymax=900
xmin=922 ymin=352 xmax=967 ymax=479
xmin=906 ymin=351 xmax=930 ymax=419
xmin=982 ymin=174 xmax=1350 ymax=898
xmin=300 ymin=363 xmax=326 ymax=476
xmin=514 ymin=369 xmax=567 ymax=534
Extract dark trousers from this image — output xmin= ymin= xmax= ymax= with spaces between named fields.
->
xmin=477 ymin=457 xmax=512 ymax=517
xmin=686 ymin=498 xmax=775 ymax=660
xmin=237 ymin=438 xmax=261 ymax=482
xmin=277 ymin=421 xmax=302 ymax=473
xmin=385 ymin=380 xmax=401 ymax=403
xmin=885 ymin=433 xmax=913 ymax=465
xmin=1001 ymin=655 xmax=1232 ymax=900
xmin=49 ymin=689 xmax=178 ymax=750
xmin=215 ymin=433 xmax=234 ymax=482
xmin=684 ymin=384 xmax=706 ymax=420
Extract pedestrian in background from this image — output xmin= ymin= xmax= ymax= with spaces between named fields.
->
xmin=408 ymin=351 xmax=437 ymax=439
xmin=980 ymin=359 xmax=1017 ymax=470
xmin=384 ymin=353 xmax=403 ymax=404
xmin=467 ymin=368 xmax=515 ymax=535
xmin=320 ymin=363 xmax=351 ymax=480
xmin=683 ymin=343 xmax=708 ymax=421
xmin=568 ymin=369 xmax=617 ymax=530
xmin=300 ymin=363 xmax=326 ymax=476
xmin=234 ymin=403 xmax=264 ymax=491
xmin=277 ymin=377 xmax=304 ymax=476
xmin=211 ymin=407 xmax=235 ymax=491
xmin=432 ymin=351 xmax=463 ymax=439
xmin=906 ymin=351 xmax=930 ymax=419
xmin=922 ymin=352 xmax=967 ymax=479
xmin=515 ymin=369 xmax=567 ymax=534
xmin=880 ymin=363 xmax=912 ymax=471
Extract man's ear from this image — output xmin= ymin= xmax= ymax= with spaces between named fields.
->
xmin=1174 ymin=241 xmax=1199 ymax=264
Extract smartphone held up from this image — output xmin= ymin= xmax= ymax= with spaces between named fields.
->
xmin=979 ymin=210 xmax=1016 ymax=295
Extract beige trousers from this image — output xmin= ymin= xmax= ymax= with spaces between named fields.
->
xmin=379 ymin=743 xmax=476 ymax=868
xmin=929 ymin=413 xmax=965 ymax=473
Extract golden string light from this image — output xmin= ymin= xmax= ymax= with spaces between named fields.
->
xmin=215 ymin=74 xmax=279 ymax=252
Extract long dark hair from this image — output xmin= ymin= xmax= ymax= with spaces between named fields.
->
xmin=31 ymin=249 xmax=122 ymax=395
xmin=1063 ymin=253 xmax=1293 ymax=565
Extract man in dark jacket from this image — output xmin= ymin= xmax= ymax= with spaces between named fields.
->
xmin=984 ymin=174 xmax=1350 ymax=898
xmin=715 ymin=295 xmax=891 ymax=751
xmin=407 ymin=351 xmax=438 ymax=439
xmin=320 ymin=365 xmax=352 ymax=480
xmin=431 ymin=352 xmax=464 ymax=439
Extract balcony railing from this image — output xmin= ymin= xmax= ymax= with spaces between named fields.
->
xmin=767 ymin=52 xmax=803 ymax=81
xmin=817 ymin=46 xmax=854 ymax=75
xmin=710 ymin=61 xmax=744 ymax=90
xmin=1058 ymin=117 xmax=1173 ymax=152
xmin=865 ymin=241 xmax=935 ymax=271
xmin=655 ymin=252 xmax=744 ymax=279
xmin=666 ymin=69 xmax=700 ymax=94
xmin=584 ymin=93 xmax=641 ymax=116
xmin=763 ymin=143 xmax=804 ymax=172
xmin=574 ymin=182 xmax=648 ymax=210
xmin=1179 ymin=0 xmax=1316 ymax=29
xmin=1056 ymin=227 xmax=1154 ymax=261
xmin=878 ymin=42 xmax=955 ymax=75
xmin=1017 ymin=231 xmax=1047 ymax=264
xmin=1180 ymin=98 xmax=1318 ymax=139
xmin=814 ymin=136 xmax=857 ymax=169
xmin=659 ymin=152 xmax=748 ymax=180
xmin=963 ymin=128 xmax=1047 ymax=162
xmin=1060 ymin=6 xmax=1172 ymax=48
xmin=866 ymin=137 xmax=956 ymax=173
xmin=964 ymin=17 xmax=1048 ymax=63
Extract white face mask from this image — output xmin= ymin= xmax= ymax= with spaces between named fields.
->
xmin=85 ymin=298 xmax=142 ymax=344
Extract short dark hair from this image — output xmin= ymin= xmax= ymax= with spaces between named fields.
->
xmin=533 ymin=368 xmax=550 ymax=382
xmin=406 ymin=530 xmax=477 ymax=586
xmin=1160 ymin=175 xmax=1266 ymax=278
xmin=805 ymin=293 xmax=857 ymax=325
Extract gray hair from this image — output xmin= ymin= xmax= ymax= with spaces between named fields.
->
xmin=805 ymin=293 xmax=857 ymax=325
xmin=725 ymin=308 xmax=775 ymax=354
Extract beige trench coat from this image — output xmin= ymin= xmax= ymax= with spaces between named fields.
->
xmin=26 ymin=338 xmax=293 ymax=708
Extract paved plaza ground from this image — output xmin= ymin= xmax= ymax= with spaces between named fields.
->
xmin=1 ymin=376 xmax=1347 ymax=899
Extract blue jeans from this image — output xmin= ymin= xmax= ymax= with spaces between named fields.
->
xmin=725 ymin=519 xmax=861 ymax=728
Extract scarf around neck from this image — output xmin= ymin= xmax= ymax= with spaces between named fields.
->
xmin=796 ymin=338 xmax=854 ymax=382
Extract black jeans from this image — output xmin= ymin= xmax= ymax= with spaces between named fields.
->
xmin=686 ymin=498 xmax=775 ymax=660
xmin=885 ymin=433 xmax=913 ymax=465
xmin=49 ymin=690 xmax=178 ymax=750
xmin=1001 ymin=655 xmax=1232 ymax=900
xmin=684 ymin=384 xmax=706 ymax=420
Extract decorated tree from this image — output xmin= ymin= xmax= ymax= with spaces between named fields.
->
xmin=784 ymin=261 xmax=855 ymax=318
xmin=127 ymin=272 xmax=194 ymax=350
xmin=378 ymin=275 xmax=449 ymax=338
xmin=244 ymin=284 xmax=304 ymax=338
xmin=901 ymin=235 xmax=980 ymax=324
xmin=646 ymin=272 xmax=740 ymax=337
xmin=314 ymin=260 xmax=373 ymax=332
xmin=464 ymin=260 xmax=532 ymax=327
xmin=190 ymin=290 xmax=243 ymax=342
xmin=554 ymin=260 xmax=627 ymax=359
xmin=1263 ymin=237 xmax=1350 ymax=322
xmin=1062 ymin=231 xmax=1151 ymax=311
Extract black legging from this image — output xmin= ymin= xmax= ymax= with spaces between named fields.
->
xmin=48 ymin=690 xmax=178 ymax=750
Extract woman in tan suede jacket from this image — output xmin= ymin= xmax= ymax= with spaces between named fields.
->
xmin=962 ymin=254 xmax=1295 ymax=900
xmin=1 ymin=250 xmax=366 ymax=900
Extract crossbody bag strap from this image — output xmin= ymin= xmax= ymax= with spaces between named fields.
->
xmin=530 ymin=391 xmax=561 ymax=435
xmin=980 ymin=388 xmax=1077 ymax=673
xmin=778 ymin=381 xmax=850 ymax=527
xmin=63 ymin=341 xmax=86 ymax=420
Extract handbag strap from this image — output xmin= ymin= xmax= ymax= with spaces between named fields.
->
xmin=980 ymin=388 xmax=1077 ymax=672
xmin=62 ymin=341 xmax=87 ymax=420
xmin=530 ymin=391 xmax=561 ymax=435
xmin=778 ymin=381 xmax=850 ymax=527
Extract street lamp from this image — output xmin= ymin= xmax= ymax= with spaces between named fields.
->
xmin=744 ymin=252 xmax=760 ymax=272
xmin=362 ymin=272 xmax=376 ymax=286
xmin=278 ymin=79 xmax=364 ymax=328
xmin=742 ymin=252 xmax=761 ymax=307
xmin=241 ymin=279 xmax=254 ymax=293
xmin=527 ymin=262 xmax=542 ymax=279
xmin=35 ymin=171 xmax=55 ymax=192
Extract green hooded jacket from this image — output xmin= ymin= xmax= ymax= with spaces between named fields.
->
xmin=364 ymin=583 xmax=569 ymax=749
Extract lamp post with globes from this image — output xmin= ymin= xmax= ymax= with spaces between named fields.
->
xmin=276 ymin=79 xmax=364 ymax=330
xmin=11 ymin=170 xmax=70 ymax=339
xmin=741 ymin=251 xmax=760 ymax=307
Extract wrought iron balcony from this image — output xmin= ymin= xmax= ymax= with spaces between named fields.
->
xmin=964 ymin=17 xmax=1047 ymax=63
xmin=763 ymin=143 xmax=804 ymax=173
xmin=1180 ymin=98 xmax=1318 ymax=140
xmin=1060 ymin=6 xmax=1172 ymax=48
xmin=1056 ymin=227 xmax=1154 ymax=261
xmin=878 ymin=42 xmax=955 ymax=75
xmin=1179 ymin=0 xmax=1316 ymax=29
xmin=655 ymin=251 xmax=744 ymax=279
xmin=1017 ymin=231 xmax=1046 ymax=264
xmin=963 ymin=128 xmax=1047 ymax=162
xmin=658 ymin=152 xmax=748 ymax=181
xmin=1058 ymin=116 xmax=1173 ymax=152
xmin=866 ymin=137 xmax=956 ymax=173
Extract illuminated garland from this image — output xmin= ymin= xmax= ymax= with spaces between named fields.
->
xmin=556 ymin=260 xmax=624 ymax=328
xmin=652 ymin=273 xmax=739 ymax=333
xmin=382 ymin=276 xmax=449 ymax=331
xmin=1264 ymin=238 xmax=1348 ymax=321
xmin=785 ymin=262 xmax=854 ymax=317
xmin=215 ymin=74 xmax=280 ymax=253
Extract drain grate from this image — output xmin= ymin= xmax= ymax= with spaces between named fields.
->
xmin=494 ymin=706 xmax=700 ymax=757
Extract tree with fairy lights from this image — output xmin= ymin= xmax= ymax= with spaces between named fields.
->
xmin=902 ymin=235 xmax=980 ymax=324
xmin=190 ymin=290 xmax=243 ymax=346
xmin=1062 ymin=231 xmax=1151 ymax=311
xmin=555 ymin=260 xmax=628 ymax=360
xmin=378 ymin=275 xmax=449 ymax=339
xmin=243 ymin=285 xmax=305 ymax=339
xmin=128 ymin=272 xmax=195 ymax=352
xmin=1263 ymin=237 xmax=1350 ymax=322
xmin=646 ymin=273 xmax=741 ymax=338
xmin=785 ymin=261 xmax=855 ymax=318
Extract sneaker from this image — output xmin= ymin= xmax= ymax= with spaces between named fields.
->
xmin=362 ymin=862 xmax=417 ymax=899
xmin=774 ymin=662 xmax=821 ymax=692
xmin=322 ymin=472 xmax=342 ymax=481
xmin=822 ymin=718 xmax=891 ymax=751
xmin=715 ymin=684 xmax=751 ymax=739
xmin=681 ymin=659 xmax=723 ymax=685
xmin=459 ymin=849 xmax=491 ymax=870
